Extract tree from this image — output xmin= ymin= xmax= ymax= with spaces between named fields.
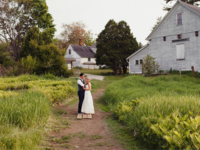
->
xmin=140 ymin=54 xmax=159 ymax=76
xmin=95 ymin=19 xmax=139 ymax=75
xmin=164 ymin=0 xmax=199 ymax=11
xmin=60 ymin=21 xmax=95 ymax=48
xmin=20 ymin=27 xmax=71 ymax=77
xmin=138 ymin=42 xmax=143 ymax=49
xmin=0 ymin=0 xmax=56 ymax=61
xmin=151 ymin=17 xmax=162 ymax=31
xmin=0 ymin=42 xmax=13 ymax=66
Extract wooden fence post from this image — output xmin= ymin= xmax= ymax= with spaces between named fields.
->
xmin=134 ymin=71 xmax=135 ymax=76
xmin=191 ymin=66 xmax=194 ymax=76
xmin=180 ymin=69 xmax=181 ymax=78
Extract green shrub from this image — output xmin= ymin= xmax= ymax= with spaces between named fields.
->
xmin=19 ymin=55 xmax=37 ymax=74
xmin=0 ymin=91 xmax=50 ymax=128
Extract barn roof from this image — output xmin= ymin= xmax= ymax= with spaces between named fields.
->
xmin=71 ymin=44 xmax=95 ymax=58
xmin=180 ymin=1 xmax=200 ymax=15
xmin=146 ymin=0 xmax=200 ymax=40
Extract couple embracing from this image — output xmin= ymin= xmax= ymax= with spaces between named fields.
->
xmin=77 ymin=73 xmax=95 ymax=119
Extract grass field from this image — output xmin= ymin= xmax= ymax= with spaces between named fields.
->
xmin=0 ymin=74 xmax=76 ymax=150
xmin=104 ymin=75 xmax=200 ymax=149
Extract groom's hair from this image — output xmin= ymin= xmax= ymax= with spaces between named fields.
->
xmin=80 ymin=73 xmax=84 ymax=76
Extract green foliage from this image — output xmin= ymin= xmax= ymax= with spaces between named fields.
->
xmin=95 ymin=19 xmax=139 ymax=75
xmin=141 ymin=54 xmax=159 ymax=76
xmin=20 ymin=27 xmax=71 ymax=77
xmin=0 ymin=42 xmax=13 ymax=67
xmin=105 ymin=75 xmax=200 ymax=149
xmin=19 ymin=55 xmax=37 ymax=74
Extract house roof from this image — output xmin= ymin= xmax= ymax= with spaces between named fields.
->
xmin=146 ymin=0 xmax=200 ymax=40
xmin=71 ymin=44 xmax=95 ymax=58
xmin=126 ymin=44 xmax=149 ymax=60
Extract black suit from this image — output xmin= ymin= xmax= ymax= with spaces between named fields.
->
xmin=78 ymin=79 xmax=85 ymax=113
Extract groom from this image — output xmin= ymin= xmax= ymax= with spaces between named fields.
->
xmin=77 ymin=73 xmax=85 ymax=115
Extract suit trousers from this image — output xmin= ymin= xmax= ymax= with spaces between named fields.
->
xmin=78 ymin=91 xmax=85 ymax=113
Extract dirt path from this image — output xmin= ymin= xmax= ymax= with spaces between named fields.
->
xmin=47 ymin=89 xmax=123 ymax=150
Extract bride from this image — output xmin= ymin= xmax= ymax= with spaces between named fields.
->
xmin=81 ymin=77 xmax=95 ymax=117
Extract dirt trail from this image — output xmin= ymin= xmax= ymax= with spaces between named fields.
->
xmin=48 ymin=89 xmax=123 ymax=150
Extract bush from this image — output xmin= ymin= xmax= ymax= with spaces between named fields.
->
xmin=20 ymin=55 xmax=37 ymax=74
xmin=141 ymin=54 xmax=159 ymax=76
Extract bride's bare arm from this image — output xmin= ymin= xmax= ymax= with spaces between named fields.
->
xmin=84 ymin=83 xmax=91 ymax=91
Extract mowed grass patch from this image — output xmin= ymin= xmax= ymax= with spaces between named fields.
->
xmin=104 ymin=75 xmax=200 ymax=149
xmin=81 ymin=69 xmax=114 ymax=76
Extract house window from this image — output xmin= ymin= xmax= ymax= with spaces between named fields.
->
xmin=88 ymin=58 xmax=91 ymax=61
xmin=177 ymin=13 xmax=183 ymax=25
xmin=140 ymin=59 xmax=143 ymax=64
xmin=177 ymin=34 xmax=182 ymax=39
xmin=176 ymin=44 xmax=185 ymax=60
xmin=163 ymin=36 xmax=166 ymax=41
xmin=135 ymin=60 xmax=139 ymax=65
xmin=195 ymin=31 xmax=199 ymax=37
xmin=69 ymin=49 xmax=71 ymax=54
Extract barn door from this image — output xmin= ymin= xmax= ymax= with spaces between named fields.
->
xmin=176 ymin=44 xmax=185 ymax=60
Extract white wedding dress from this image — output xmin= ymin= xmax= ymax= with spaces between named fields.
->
xmin=81 ymin=83 xmax=95 ymax=114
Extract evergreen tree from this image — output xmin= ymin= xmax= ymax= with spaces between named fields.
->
xmin=164 ymin=0 xmax=199 ymax=11
xmin=151 ymin=17 xmax=162 ymax=31
xmin=95 ymin=20 xmax=139 ymax=75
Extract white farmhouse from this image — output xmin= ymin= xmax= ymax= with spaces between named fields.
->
xmin=65 ymin=39 xmax=99 ymax=69
xmin=127 ymin=0 xmax=200 ymax=74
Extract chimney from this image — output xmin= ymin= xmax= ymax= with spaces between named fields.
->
xmin=79 ymin=39 xmax=82 ymax=46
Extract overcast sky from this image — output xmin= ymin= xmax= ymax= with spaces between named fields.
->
xmin=46 ymin=0 xmax=176 ymax=45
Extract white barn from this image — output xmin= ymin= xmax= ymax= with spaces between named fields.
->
xmin=127 ymin=0 xmax=200 ymax=74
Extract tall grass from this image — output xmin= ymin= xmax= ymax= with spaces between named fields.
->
xmin=104 ymin=75 xmax=200 ymax=149
xmin=0 ymin=91 xmax=50 ymax=128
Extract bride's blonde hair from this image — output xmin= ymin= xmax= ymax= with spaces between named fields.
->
xmin=85 ymin=77 xmax=90 ymax=83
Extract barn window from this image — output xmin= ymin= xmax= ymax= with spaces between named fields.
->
xmin=163 ymin=36 xmax=166 ymax=41
xmin=177 ymin=13 xmax=183 ymax=25
xmin=177 ymin=34 xmax=182 ymax=39
xmin=195 ymin=31 xmax=199 ymax=37
xmin=88 ymin=58 xmax=91 ymax=61
xmin=176 ymin=44 xmax=185 ymax=60
xmin=140 ymin=59 xmax=143 ymax=64
xmin=69 ymin=49 xmax=71 ymax=54
xmin=135 ymin=60 xmax=139 ymax=65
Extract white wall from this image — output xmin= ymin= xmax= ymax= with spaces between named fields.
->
xmin=64 ymin=45 xmax=99 ymax=69
xmin=81 ymin=58 xmax=99 ymax=69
